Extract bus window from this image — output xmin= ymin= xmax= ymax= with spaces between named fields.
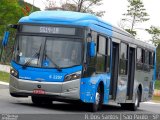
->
xmin=142 ymin=49 xmax=145 ymax=64
xmin=137 ymin=48 xmax=142 ymax=63
xmin=96 ymin=36 xmax=106 ymax=72
xmin=98 ymin=36 xmax=106 ymax=55
xmin=96 ymin=35 xmax=110 ymax=73
xmin=119 ymin=43 xmax=128 ymax=75
xmin=145 ymin=51 xmax=149 ymax=65
xmin=149 ymin=52 xmax=153 ymax=65
xmin=144 ymin=50 xmax=150 ymax=71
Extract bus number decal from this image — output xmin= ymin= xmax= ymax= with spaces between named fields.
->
xmin=49 ymin=75 xmax=62 ymax=80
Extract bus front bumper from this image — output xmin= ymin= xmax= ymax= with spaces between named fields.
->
xmin=9 ymin=75 xmax=80 ymax=100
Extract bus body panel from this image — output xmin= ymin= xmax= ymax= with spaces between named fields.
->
xmin=80 ymin=73 xmax=111 ymax=104
xmin=10 ymin=61 xmax=82 ymax=100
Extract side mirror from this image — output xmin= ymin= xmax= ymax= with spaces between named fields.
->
xmin=8 ymin=24 xmax=19 ymax=29
xmin=88 ymin=41 xmax=96 ymax=57
xmin=2 ymin=31 xmax=10 ymax=47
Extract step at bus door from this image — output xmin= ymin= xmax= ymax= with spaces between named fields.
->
xmin=110 ymin=42 xmax=119 ymax=100
xmin=127 ymin=47 xmax=135 ymax=100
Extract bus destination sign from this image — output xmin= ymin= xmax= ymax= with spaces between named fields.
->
xmin=40 ymin=27 xmax=59 ymax=34
xmin=21 ymin=25 xmax=76 ymax=35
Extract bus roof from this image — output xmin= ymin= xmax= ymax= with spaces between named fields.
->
xmin=19 ymin=10 xmax=105 ymax=26
xmin=19 ymin=10 xmax=156 ymax=50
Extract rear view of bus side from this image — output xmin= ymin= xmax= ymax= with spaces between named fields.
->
xmin=9 ymin=11 xmax=156 ymax=112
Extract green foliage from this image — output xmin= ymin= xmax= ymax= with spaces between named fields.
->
xmin=46 ymin=0 xmax=105 ymax=17
xmin=0 ymin=0 xmax=40 ymax=64
xmin=155 ymin=80 xmax=160 ymax=90
xmin=0 ymin=0 xmax=23 ymax=37
xmin=152 ymin=96 xmax=160 ymax=102
xmin=146 ymin=26 xmax=160 ymax=68
xmin=0 ymin=71 xmax=9 ymax=83
xmin=125 ymin=29 xmax=137 ymax=36
xmin=121 ymin=0 xmax=149 ymax=36
xmin=146 ymin=26 xmax=160 ymax=46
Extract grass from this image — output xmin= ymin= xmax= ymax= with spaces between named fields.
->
xmin=155 ymin=80 xmax=160 ymax=90
xmin=152 ymin=96 xmax=160 ymax=103
xmin=0 ymin=71 xmax=9 ymax=83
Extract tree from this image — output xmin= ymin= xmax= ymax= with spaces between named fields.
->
xmin=0 ymin=0 xmax=23 ymax=36
xmin=121 ymin=0 xmax=149 ymax=36
xmin=45 ymin=0 xmax=105 ymax=17
xmin=0 ymin=0 xmax=40 ymax=63
xmin=146 ymin=26 xmax=160 ymax=74
xmin=146 ymin=26 xmax=160 ymax=46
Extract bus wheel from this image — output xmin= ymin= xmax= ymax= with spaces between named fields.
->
xmin=130 ymin=90 xmax=140 ymax=111
xmin=31 ymin=96 xmax=52 ymax=105
xmin=90 ymin=86 xmax=103 ymax=112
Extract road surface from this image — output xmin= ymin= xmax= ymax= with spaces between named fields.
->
xmin=0 ymin=84 xmax=160 ymax=120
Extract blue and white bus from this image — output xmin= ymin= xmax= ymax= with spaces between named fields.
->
xmin=8 ymin=11 xmax=156 ymax=112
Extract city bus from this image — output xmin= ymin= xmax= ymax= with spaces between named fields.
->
xmin=7 ymin=10 xmax=156 ymax=112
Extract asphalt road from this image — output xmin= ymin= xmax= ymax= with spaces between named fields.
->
xmin=0 ymin=84 xmax=160 ymax=120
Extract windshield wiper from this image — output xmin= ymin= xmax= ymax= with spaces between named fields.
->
xmin=22 ymin=44 xmax=42 ymax=69
xmin=44 ymin=53 xmax=62 ymax=72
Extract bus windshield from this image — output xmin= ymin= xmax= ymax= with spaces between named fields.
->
xmin=13 ymin=35 xmax=82 ymax=68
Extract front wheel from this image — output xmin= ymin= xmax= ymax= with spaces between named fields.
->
xmin=90 ymin=86 xmax=103 ymax=112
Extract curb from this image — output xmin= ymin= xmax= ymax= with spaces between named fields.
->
xmin=0 ymin=81 xmax=9 ymax=86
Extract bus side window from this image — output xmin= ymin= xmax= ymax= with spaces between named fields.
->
xmin=119 ymin=43 xmax=128 ymax=75
xmin=136 ymin=47 xmax=142 ymax=70
xmin=142 ymin=49 xmax=145 ymax=71
xmin=96 ymin=35 xmax=106 ymax=73
xmin=149 ymin=51 xmax=154 ymax=69
xmin=96 ymin=35 xmax=110 ymax=73
xmin=106 ymin=38 xmax=110 ymax=72
xmin=144 ymin=50 xmax=150 ymax=72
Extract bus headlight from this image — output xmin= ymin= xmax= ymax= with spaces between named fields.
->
xmin=65 ymin=71 xmax=81 ymax=81
xmin=10 ymin=68 xmax=18 ymax=78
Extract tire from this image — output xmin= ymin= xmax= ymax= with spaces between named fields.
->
xmin=129 ymin=89 xmax=140 ymax=111
xmin=90 ymin=86 xmax=103 ymax=112
xmin=31 ymin=96 xmax=52 ymax=105
xmin=121 ymin=90 xmax=140 ymax=111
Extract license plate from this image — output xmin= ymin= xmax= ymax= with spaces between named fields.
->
xmin=33 ymin=89 xmax=45 ymax=94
